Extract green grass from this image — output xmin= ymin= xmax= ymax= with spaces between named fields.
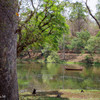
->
xmin=19 ymin=89 xmax=100 ymax=100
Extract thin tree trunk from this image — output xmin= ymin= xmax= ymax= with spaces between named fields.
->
xmin=0 ymin=0 xmax=19 ymax=100
xmin=27 ymin=51 xmax=31 ymax=58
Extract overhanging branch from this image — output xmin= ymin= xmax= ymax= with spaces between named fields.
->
xmin=85 ymin=0 xmax=100 ymax=29
xmin=15 ymin=11 xmax=35 ymax=34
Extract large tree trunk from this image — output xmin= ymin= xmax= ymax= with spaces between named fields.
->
xmin=0 ymin=0 xmax=19 ymax=100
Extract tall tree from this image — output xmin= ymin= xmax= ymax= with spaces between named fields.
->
xmin=68 ymin=2 xmax=88 ymax=35
xmin=0 ymin=0 xmax=19 ymax=99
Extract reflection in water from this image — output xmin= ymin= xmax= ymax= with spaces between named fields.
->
xmin=17 ymin=61 xmax=100 ymax=92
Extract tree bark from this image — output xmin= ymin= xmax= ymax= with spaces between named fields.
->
xmin=0 ymin=0 xmax=19 ymax=100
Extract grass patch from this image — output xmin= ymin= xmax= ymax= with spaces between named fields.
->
xmin=19 ymin=89 xmax=100 ymax=100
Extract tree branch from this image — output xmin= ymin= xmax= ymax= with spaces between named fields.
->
xmin=18 ymin=0 xmax=22 ymax=12
xmin=30 ymin=0 xmax=36 ymax=11
xmin=85 ymin=0 xmax=100 ymax=29
xmin=41 ymin=14 xmax=54 ymax=27
xmin=15 ymin=11 xmax=35 ymax=34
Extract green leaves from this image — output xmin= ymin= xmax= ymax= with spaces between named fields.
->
xmin=17 ymin=0 xmax=69 ymax=55
xmin=85 ymin=36 xmax=100 ymax=53
xmin=96 ymin=0 xmax=100 ymax=22
xmin=68 ymin=31 xmax=90 ymax=52
xmin=69 ymin=2 xmax=87 ymax=21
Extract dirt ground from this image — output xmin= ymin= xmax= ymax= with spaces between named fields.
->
xmin=22 ymin=51 xmax=100 ymax=63
xmin=59 ymin=53 xmax=100 ymax=62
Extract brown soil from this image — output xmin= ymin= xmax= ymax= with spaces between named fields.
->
xmin=21 ymin=51 xmax=100 ymax=63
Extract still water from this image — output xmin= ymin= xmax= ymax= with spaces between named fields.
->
xmin=17 ymin=61 xmax=100 ymax=92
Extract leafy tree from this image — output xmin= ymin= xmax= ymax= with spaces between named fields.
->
xmin=96 ymin=0 xmax=100 ymax=22
xmin=0 ymin=0 xmax=18 ymax=99
xmin=69 ymin=2 xmax=87 ymax=21
xmin=68 ymin=31 xmax=90 ymax=52
xmin=83 ymin=31 xmax=100 ymax=63
xmin=68 ymin=2 xmax=88 ymax=35
xmin=17 ymin=0 xmax=69 ymax=56
xmin=85 ymin=34 xmax=100 ymax=54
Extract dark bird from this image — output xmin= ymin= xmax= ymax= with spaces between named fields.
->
xmin=57 ymin=94 xmax=61 ymax=98
xmin=32 ymin=89 xmax=36 ymax=94
xmin=81 ymin=90 xmax=84 ymax=93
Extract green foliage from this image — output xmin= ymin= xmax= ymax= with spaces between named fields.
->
xmin=20 ymin=96 xmax=67 ymax=100
xmin=83 ymin=55 xmax=93 ymax=65
xmin=96 ymin=0 xmax=100 ymax=22
xmin=17 ymin=0 xmax=69 ymax=55
xmin=41 ymin=43 xmax=52 ymax=61
xmin=41 ymin=43 xmax=60 ymax=62
xmin=85 ymin=36 xmax=100 ymax=54
xmin=69 ymin=2 xmax=87 ymax=21
xmin=47 ymin=51 xmax=60 ymax=63
xmin=68 ymin=31 xmax=90 ymax=52
xmin=76 ymin=31 xmax=90 ymax=41
xmin=96 ymin=31 xmax=100 ymax=37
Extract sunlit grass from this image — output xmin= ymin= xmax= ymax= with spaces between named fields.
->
xmin=19 ymin=89 xmax=100 ymax=100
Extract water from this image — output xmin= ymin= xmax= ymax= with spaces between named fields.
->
xmin=17 ymin=61 xmax=100 ymax=92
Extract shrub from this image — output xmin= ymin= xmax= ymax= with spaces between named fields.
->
xmin=68 ymin=31 xmax=90 ymax=53
xmin=83 ymin=55 xmax=93 ymax=65
xmin=47 ymin=51 xmax=60 ymax=63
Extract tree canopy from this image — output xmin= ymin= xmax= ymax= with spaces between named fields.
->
xmin=17 ymin=0 xmax=69 ymax=56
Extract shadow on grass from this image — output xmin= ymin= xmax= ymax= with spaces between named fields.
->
xmin=20 ymin=91 xmax=69 ymax=100
xmin=38 ymin=97 xmax=69 ymax=100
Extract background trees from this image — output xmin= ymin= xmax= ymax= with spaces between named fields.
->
xmin=68 ymin=31 xmax=90 ymax=53
xmin=17 ymin=0 xmax=100 ymax=63
xmin=96 ymin=0 xmax=100 ymax=22
xmin=68 ymin=2 xmax=88 ymax=36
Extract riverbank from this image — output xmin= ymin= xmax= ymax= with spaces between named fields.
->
xmin=17 ymin=58 xmax=100 ymax=67
xmin=19 ymin=53 xmax=100 ymax=64
xmin=19 ymin=89 xmax=100 ymax=100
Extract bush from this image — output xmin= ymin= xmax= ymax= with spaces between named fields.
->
xmin=83 ymin=55 xmax=93 ymax=65
xmin=47 ymin=51 xmax=60 ymax=63
xmin=85 ymin=36 xmax=100 ymax=54
xmin=68 ymin=31 xmax=90 ymax=52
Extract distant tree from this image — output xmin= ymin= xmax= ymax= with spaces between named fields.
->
xmin=96 ymin=0 xmax=100 ymax=22
xmin=0 ymin=0 xmax=19 ymax=99
xmin=85 ymin=31 xmax=100 ymax=54
xmin=84 ymin=32 xmax=100 ymax=63
xmin=68 ymin=31 xmax=90 ymax=53
xmin=68 ymin=2 xmax=88 ymax=36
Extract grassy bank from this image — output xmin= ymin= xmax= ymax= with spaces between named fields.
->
xmin=17 ymin=58 xmax=100 ymax=68
xmin=19 ymin=89 xmax=100 ymax=100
